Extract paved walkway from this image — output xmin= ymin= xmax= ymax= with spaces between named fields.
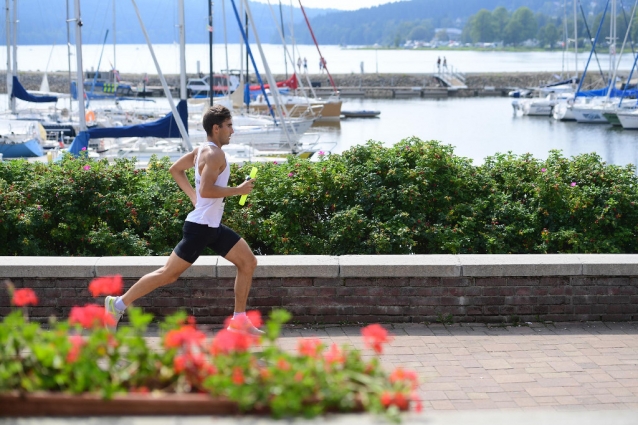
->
xmin=4 ymin=321 xmax=638 ymax=424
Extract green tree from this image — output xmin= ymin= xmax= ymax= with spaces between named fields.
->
xmin=468 ymin=9 xmax=496 ymax=43
xmin=492 ymin=6 xmax=509 ymax=41
xmin=407 ymin=25 xmax=432 ymax=42
xmin=538 ymin=22 xmax=560 ymax=49
xmin=503 ymin=7 xmax=538 ymax=45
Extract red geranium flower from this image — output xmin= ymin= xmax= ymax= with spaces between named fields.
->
xmin=210 ymin=329 xmax=255 ymax=355
xmin=12 ymin=288 xmax=38 ymax=307
xmin=232 ymin=367 xmax=245 ymax=385
xmin=277 ymin=358 xmax=291 ymax=371
xmin=390 ymin=367 xmax=419 ymax=390
xmin=298 ymin=338 xmax=323 ymax=358
xmin=324 ymin=343 xmax=345 ymax=365
xmin=66 ymin=335 xmax=85 ymax=363
xmin=69 ymin=304 xmax=115 ymax=329
xmin=88 ymin=275 xmax=123 ymax=297
xmin=361 ymin=323 xmax=393 ymax=354
xmin=380 ymin=391 xmax=393 ymax=407
xmin=164 ymin=326 xmax=207 ymax=350
xmin=246 ymin=310 xmax=262 ymax=328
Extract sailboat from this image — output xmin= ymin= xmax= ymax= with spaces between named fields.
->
xmin=68 ymin=0 xmax=192 ymax=167
xmin=245 ymin=0 xmax=342 ymax=121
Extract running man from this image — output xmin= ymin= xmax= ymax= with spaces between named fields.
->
xmin=105 ymin=104 xmax=263 ymax=335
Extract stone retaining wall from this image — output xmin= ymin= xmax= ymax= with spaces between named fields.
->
xmin=2 ymin=255 xmax=637 ymax=325
xmin=0 ymin=71 xmax=598 ymax=96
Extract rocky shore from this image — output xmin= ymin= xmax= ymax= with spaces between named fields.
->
xmin=0 ymin=71 xmax=592 ymax=98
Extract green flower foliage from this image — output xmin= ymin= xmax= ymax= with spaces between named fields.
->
xmin=2 ymin=140 xmax=638 ymax=255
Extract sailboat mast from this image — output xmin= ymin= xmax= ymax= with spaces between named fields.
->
xmin=11 ymin=0 xmax=16 ymax=112
xmin=208 ymin=0 xmax=213 ymax=105
xmin=129 ymin=0 xmax=192 ymax=151
xmin=179 ymin=0 xmax=186 ymax=100
xmin=66 ymin=0 xmax=72 ymax=115
xmin=297 ymin=0 xmax=337 ymax=94
xmin=113 ymin=0 xmax=116 ymax=76
xmin=5 ymin=0 xmax=11 ymax=111
xmin=574 ymin=0 xmax=578 ymax=77
xmin=279 ymin=0 xmax=287 ymax=79
xmin=74 ymin=0 xmax=86 ymax=131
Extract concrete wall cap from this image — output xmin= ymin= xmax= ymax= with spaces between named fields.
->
xmin=339 ymin=255 xmax=461 ymax=277
xmin=0 ymin=256 xmax=97 ymax=278
xmin=458 ymin=254 xmax=582 ymax=277
xmin=6 ymin=254 xmax=638 ymax=280
xmin=578 ymin=254 xmax=638 ymax=276
xmin=218 ymin=255 xmax=339 ymax=278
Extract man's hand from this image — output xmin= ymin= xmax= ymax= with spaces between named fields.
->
xmin=237 ymin=178 xmax=255 ymax=196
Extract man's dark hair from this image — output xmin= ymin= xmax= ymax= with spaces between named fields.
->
xmin=202 ymin=104 xmax=232 ymax=136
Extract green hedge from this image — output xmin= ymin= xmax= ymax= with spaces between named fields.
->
xmin=2 ymin=138 xmax=638 ymax=256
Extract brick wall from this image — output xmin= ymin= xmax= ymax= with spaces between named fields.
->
xmin=3 ymin=273 xmax=637 ymax=325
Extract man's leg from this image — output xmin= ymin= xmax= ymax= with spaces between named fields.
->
xmin=120 ymin=252 xmax=192 ymax=307
xmin=223 ymin=238 xmax=258 ymax=313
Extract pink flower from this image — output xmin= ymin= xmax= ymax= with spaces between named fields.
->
xmin=69 ymin=304 xmax=115 ymax=329
xmin=318 ymin=151 xmax=325 ymax=156
xmin=81 ymin=147 xmax=87 ymax=151
xmin=288 ymin=173 xmax=294 ymax=177
xmin=164 ymin=326 xmax=207 ymax=350
xmin=298 ymin=338 xmax=323 ymax=358
xmin=361 ymin=324 xmax=393 ymax=354
xmin=36 ymin=205 xmax=41 ymax=210
xmin=66 ymin=335 xmax=85 ymax=363
xmin=571 ymin=182 xmax=577 ymax=187
xmin=273 ymin=161 xmax=278 ymax=165
xmin=324 ymin=343 xmax=345 ymax=365
xmin=12 ymin=288 xmax=38 ymax=307
xmin=88 ymin=275 xmax=123 ymax=297
xmin=541 ymin=168 xmax=547 ymax=172
xmin=83 ymin=165 xmax=90 ymax=171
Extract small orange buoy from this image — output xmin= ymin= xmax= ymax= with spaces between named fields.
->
xmin=85 ymin=110 xmax=96 ymax=123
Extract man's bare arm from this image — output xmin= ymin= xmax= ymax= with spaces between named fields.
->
xmin=169 ymin=150 xmax=197 ymax=206
xmin=199 ymin=148 xmax=254 ymax=199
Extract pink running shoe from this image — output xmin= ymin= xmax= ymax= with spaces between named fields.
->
xmin=227 ymin=317 xmax=265 ymax=336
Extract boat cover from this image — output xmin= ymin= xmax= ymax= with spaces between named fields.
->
xmin=249 ymin=74 xmax=298 ymax=91
xmin=67 ymin=100 xmax=188 ymax=156
xmin=576 ymin=87 xmax=638 ymax=98
xmin=11 ymin=76 xmax=58 ymax=103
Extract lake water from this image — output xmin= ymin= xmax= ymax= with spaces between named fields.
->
xmin=313 ymin=97 xmax=638 ymax=168
xmin=6 ymin=44 xmax=636 ymax=75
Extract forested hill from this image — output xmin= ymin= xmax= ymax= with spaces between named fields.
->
xmin=291 ymin=0 xmax=606 ymax=45
xmin=3 ymin=0 xmax=606 ymax=46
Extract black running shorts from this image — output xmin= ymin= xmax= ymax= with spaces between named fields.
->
xmin=174 ymin=221 xmax=241 ymax=263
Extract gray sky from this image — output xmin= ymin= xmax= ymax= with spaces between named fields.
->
xmin=251 ymin=0 xmax=404 ymax=11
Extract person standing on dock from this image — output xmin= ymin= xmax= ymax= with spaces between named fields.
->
xmin=437 ymin=56 xmax=441 ymax=73
xmin=297 ymin=57 xmax=302 ymax=73
xmin=104 ymin=104 xmax=263 ymax=336
xmin=303 ymin=57 xmax=308 ymax=73
xmin=443 ymin=57 xmax=448 ymax=71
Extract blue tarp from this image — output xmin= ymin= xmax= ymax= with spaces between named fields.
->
xmin=11 ymin=76 xmax=58 ymax=103
xmin=68 ymin=100 xmax=188 ymax=156
xmin=576 ymin=87 xmax=638 ymax=98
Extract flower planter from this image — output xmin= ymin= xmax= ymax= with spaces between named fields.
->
xmin=0 ymin=392 xmax=367 ymax=417
xmin=0 ymin=392 xmax=240 ymax=417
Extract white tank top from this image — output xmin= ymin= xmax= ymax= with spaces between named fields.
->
xmin=185 ymin=143 xmax=230 ymax=228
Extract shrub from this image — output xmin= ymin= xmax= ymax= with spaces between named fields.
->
xmin=2 ymin=140 xmax=638 ymax=255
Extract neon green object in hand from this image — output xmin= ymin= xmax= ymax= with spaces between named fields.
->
xmin=239 ymin=167 xmax=258 ymax=206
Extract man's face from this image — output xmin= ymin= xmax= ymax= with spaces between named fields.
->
xmin=215 ymin=118 xmax=234 ymax=146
